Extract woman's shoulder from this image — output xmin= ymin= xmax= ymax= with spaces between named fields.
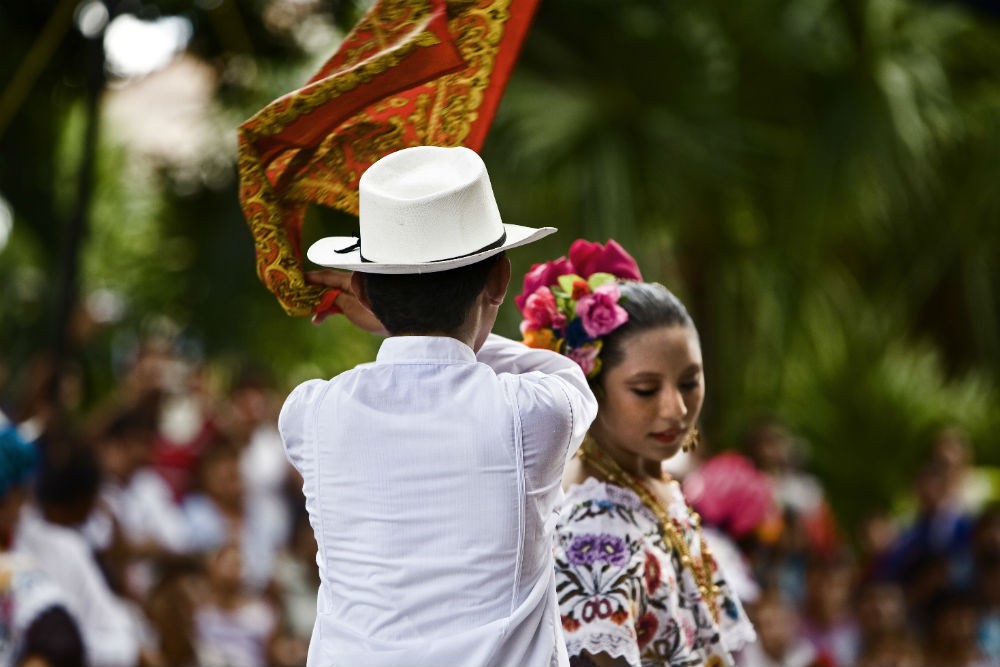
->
xmin=560 ymin=476 xmax=658 ymax=532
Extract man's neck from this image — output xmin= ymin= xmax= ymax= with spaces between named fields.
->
xmin=390 ymin=330 xmax=476 ymax=348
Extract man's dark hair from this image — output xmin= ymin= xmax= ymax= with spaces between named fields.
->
xmin=19 ymin=606 xmax=86 ymax=667
xmin=35 ymin=438 xmax=101 ymax=508
xmin=361 ymin=252 xmax=505 ymax=335
xmin=103 ymin=404 xmax=157 ymax=442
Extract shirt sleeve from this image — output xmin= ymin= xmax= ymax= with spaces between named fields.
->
xmin=476 ymin=334 xmax=597 ymax=466
xmin=278 ymin=379 xmax=327 ymax=478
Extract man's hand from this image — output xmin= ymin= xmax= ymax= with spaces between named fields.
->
xmin=306 ymin=270 xmax=387 ymax=335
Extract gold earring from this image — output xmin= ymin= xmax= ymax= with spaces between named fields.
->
xmin=682 ymin=427 xmax=700 ymax=453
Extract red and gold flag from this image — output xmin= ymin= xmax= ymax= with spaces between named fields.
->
xmin=238 ymin=0 xmax=539 ymax=316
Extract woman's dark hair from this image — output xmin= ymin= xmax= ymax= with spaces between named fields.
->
xmin=596 ymin=281 xmax=696 ymax=383
xmin=361 ymin=252 xmax=505 ymax=335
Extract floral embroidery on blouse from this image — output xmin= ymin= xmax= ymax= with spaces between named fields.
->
xmin=555 ymin=478 xmax=756 ymax=667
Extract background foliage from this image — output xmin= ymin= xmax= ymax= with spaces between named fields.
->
xmin=1 ymin=0 xmax=999 ymax=532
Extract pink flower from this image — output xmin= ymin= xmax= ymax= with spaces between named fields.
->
xmin=519 ymin=287 xmax=566 ymax=332
xmin=568 ymin=239 xmax=642 ymax=281
xmin=515 ymin=257 xmax=574 ymax=312
xmin=576 ymin=283 xmax=628 ymax=338
xmin=567 ymin=344 xmax=601 ymax=377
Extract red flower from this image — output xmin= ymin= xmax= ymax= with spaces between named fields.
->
xmin=643 ymin=551 xmax=662 ymax=593
xmin=515 ymin=256 xmax=574 ymax=311
xmin=610 ymin=609 xmax=629 ymax=625
xmin=635 ymin=612 xmax=658 ymax=649
xmin=568 ymin=239 xmax=642 ymax=281
xmin=519 ymin=287 xmax=566 ymax=332
xmin=570 ymin=279 xmax=591 ymax=300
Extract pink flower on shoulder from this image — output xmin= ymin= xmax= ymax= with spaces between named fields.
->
xmin=576 ymin=283 xmax=628 ymax=338
xmin=519 ymin=287 xmax=566 ymax=332
xmin=515 ymin=257 xmax=574 ymax=311
xmin=568 ymin=239 xmax=642 ymax=281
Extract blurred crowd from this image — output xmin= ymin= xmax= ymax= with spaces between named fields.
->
xmin=2 ymin=338 xmax=316 ymax=667
xmin=676 ymin=422 xmax=1000 ymax=667
xmin=1 ymin=336 xmax=998 ymax=667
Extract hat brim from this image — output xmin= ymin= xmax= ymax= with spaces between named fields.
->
xmin=306 ymin=224 xmax=557 ymax=274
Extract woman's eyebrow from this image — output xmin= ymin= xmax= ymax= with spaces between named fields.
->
xmin=626 ymin=372 xmax=662 ymax=381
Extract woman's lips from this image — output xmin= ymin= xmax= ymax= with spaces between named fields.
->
xmin=651 ymin=430 xmax=682 ymax=444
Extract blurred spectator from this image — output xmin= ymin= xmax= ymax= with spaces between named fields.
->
xmin=13 ymin=435 xmax=140 ymax=667
xmin=144 ymin=558 xmax=203 ymax=667
xmin=922 ymin=589 xmax=991 ymax=667
xmin=86 ymin=404 xmax=191 ymax=598
xmin=683 ymin=450 xmax=781 ymax=603
xmin=856 ymin=508 xmax=900 ymax=585
xmin=855 ymin=580 xmax=910 ymax=647
xmin=120 ymin=337 xmax=219 ymax=503
xmin=880 ymin=460 xmax=975 ymax=600
xmin=7 ymin=355 xmax=85 ymax=445
xmin=743 ymin=420 xmax=841 ymax=607
xmin=855 ymin=634 xmax=924 ymax=667
xmin=799 ymin=551 xmax=859 ymax=667
xmin=973 ymin=504 xmax=1000 ymax=662
xmin=930 ymin=426 xmax=992 ymax=515
xmin=0 ymin=412 xmax=86 ymax=667
xmin=183 ymin=440 xmax=285 ymax=590
xmin=853 ymin=580 xmax=921 ymax=666
xmin=736 ymin=590 xmax=816 ymax=667
xmin=219 ymin=368 xmax=293 ymax=554
xmin=745 ymin=421 xmax=841 ymax=558
xmin=194 ymin=543 xmax=278 ymax=667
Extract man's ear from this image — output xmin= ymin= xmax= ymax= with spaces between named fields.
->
xmin=485 ymin=255 xmax=511 ymax=306
xmin=350 ymin=272 xmax=372 ymax=310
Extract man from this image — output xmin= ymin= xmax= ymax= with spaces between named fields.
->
xmin=280 ymin=146 xmax=597 ymax=666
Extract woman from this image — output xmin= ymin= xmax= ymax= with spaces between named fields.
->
xmin=518 ymin=239 xmax=756 ymax=666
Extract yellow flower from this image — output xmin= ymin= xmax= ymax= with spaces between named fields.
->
xmin=522 ymin=328 xmax=562 ymax=352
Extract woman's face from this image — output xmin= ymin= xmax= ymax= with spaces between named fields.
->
xmin=590 ymin=324 xmax=704 ymax=475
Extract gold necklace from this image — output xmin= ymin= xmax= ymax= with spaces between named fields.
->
xmin=577 ymin=438 xmax=721 ymax=623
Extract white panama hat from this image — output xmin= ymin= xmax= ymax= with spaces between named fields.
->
xmin=307 ymin=146 xmax=556 ymax=274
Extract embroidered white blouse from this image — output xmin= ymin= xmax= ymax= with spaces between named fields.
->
xmin=279 ymin=334 xmax=598 ymax=667
xmin=554 ymin=478 xmax=757 ymax=667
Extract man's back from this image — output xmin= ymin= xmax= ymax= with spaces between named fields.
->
xmin=280 ymin=335 xmax=595 ymax=667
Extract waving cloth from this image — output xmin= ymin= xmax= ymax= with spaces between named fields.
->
xmin=237 ymin=0 xmax=539 ymax=316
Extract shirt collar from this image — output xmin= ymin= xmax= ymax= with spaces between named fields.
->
xmin=376 ymin=336 xmax=477 ymax=364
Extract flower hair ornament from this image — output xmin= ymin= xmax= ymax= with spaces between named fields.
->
xmin=516 ymin=240 xmax=642 ymax=378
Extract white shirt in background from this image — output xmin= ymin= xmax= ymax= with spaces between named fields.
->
xmin=15 ymin=505 xmax=140 ymax=667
